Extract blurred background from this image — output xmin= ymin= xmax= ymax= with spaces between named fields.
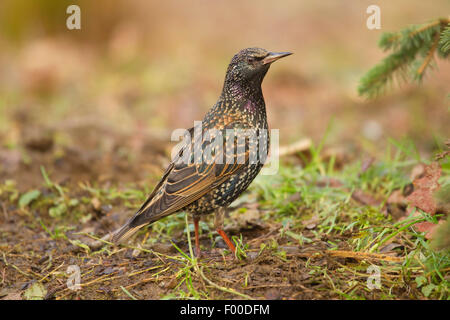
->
xmin=0 ymin=0 xmax=449 ymax=189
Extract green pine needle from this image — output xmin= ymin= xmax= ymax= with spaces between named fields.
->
xmin=439 ymin=24 xmax=450 ymax=54
xmin=358 ymin=18 xmax=450 ymax=99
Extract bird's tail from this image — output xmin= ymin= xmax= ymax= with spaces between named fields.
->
xmin=111 ymin=178 xmax=172 ymax=244
xmin=111 ymin=219 xmax=146 ymax=244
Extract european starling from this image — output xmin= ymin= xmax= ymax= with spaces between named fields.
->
xmin=112 ymin=48 xmax=292 ymax=255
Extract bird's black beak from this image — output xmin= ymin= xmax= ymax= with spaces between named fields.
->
xmin=262 ymin=52 xmax=293 ymax=65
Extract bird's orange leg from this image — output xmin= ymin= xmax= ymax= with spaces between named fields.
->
xmin=216 ymin=228 xmax=236 ymax=253
xmin=193 ymin=216 xmax=201 ymax=257
xmin=214 ymin=207 xmax=236 ymax=254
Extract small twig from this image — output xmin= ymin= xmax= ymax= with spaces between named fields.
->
xmin=409 ymin=19 xmax=443 ymax=38
xmin=2 ymin=252 xmax=32 ymax=277
xmin=127 ymin=265 xmax=164 ymax=277
xmin=386 ymin=18 xmax=448 ymax=44
xmin=120 ymin=286 xmax=138 ymax=300
xmin=326 ymin=250 xmax=403 ymax=263
xmin=323 ymin=271 xmax=337 ymax=292
xmin=288 ymin=249 xmax=403 ymax=263
xmin=241 ymin=283 xmax=293 ymax=290
xmin=278 ymin=138 xmax=312 ymax=157
xmin=247 ymin=225 xmax=282 ymax=245
xmin=197 ymin=266 xmax=254 ymax=300
xmin=122 ymin=266 xmax=172 ymax=290
xmin=417 ymin=32 xmax=441 ymax=77
xmin=75 ymin=232 xmax=114 ymax=251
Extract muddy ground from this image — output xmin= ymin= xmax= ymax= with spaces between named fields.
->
xmin=1 ymin=122 xmax=442 ymax=300
xmin=1 ymin=0 xmax=449 ymax=300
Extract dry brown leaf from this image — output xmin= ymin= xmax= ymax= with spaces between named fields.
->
xmin=414 ymin=221 xmax=444 ymax=240
xmin=406 ymin=162 xmax=441 ymax=215
xmin=387 ymin=189 xmax=407 ymax=206
xmin=410 ymin=163 xmax=426 ymax=181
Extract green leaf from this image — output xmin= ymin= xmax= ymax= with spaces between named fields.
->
xmin=285 ymin=230 xmax=313 ymax=245
xmin=80 ymin=214 xmax=92 ymax=224
xmin=49 ymin=203 xmax=67 ymax=218
xmin=415 ymin=275 xmax=427 ymax=288
xmin=23 ymin=282 xmax=47 ymax=300
xmin=40 ymin=165 xmax=52 ymax=187
xmin=421 ymin=283 xmax=436 ymax=297
xmin=69 ymin=239 xmax=91 ymax=253
xmin=68 ymin=198 xmax=79 ymax=207
xmin=19 ymin=190 xmax=41 ymax=208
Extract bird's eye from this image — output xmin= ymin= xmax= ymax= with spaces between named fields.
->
xmin=247 ymin=56 xmax=265 ymax=64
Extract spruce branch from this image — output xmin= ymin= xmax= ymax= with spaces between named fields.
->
xmin=440 ymin=25 xmax=450 ymax=53
xmin=416 ymin=32 xmax=440 ymax=79
xmin=358 ymin=18 xmax=450 ymax=99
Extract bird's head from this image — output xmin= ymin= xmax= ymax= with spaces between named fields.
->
xmin=224 ymin=47 xmax=292 ymax=90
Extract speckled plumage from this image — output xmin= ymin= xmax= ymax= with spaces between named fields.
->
xmin=111 ymin=48 xmax=292 ymax=251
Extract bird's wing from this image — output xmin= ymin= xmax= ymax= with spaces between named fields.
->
xmin=112 ymin=115 xmax=254 ymax=242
